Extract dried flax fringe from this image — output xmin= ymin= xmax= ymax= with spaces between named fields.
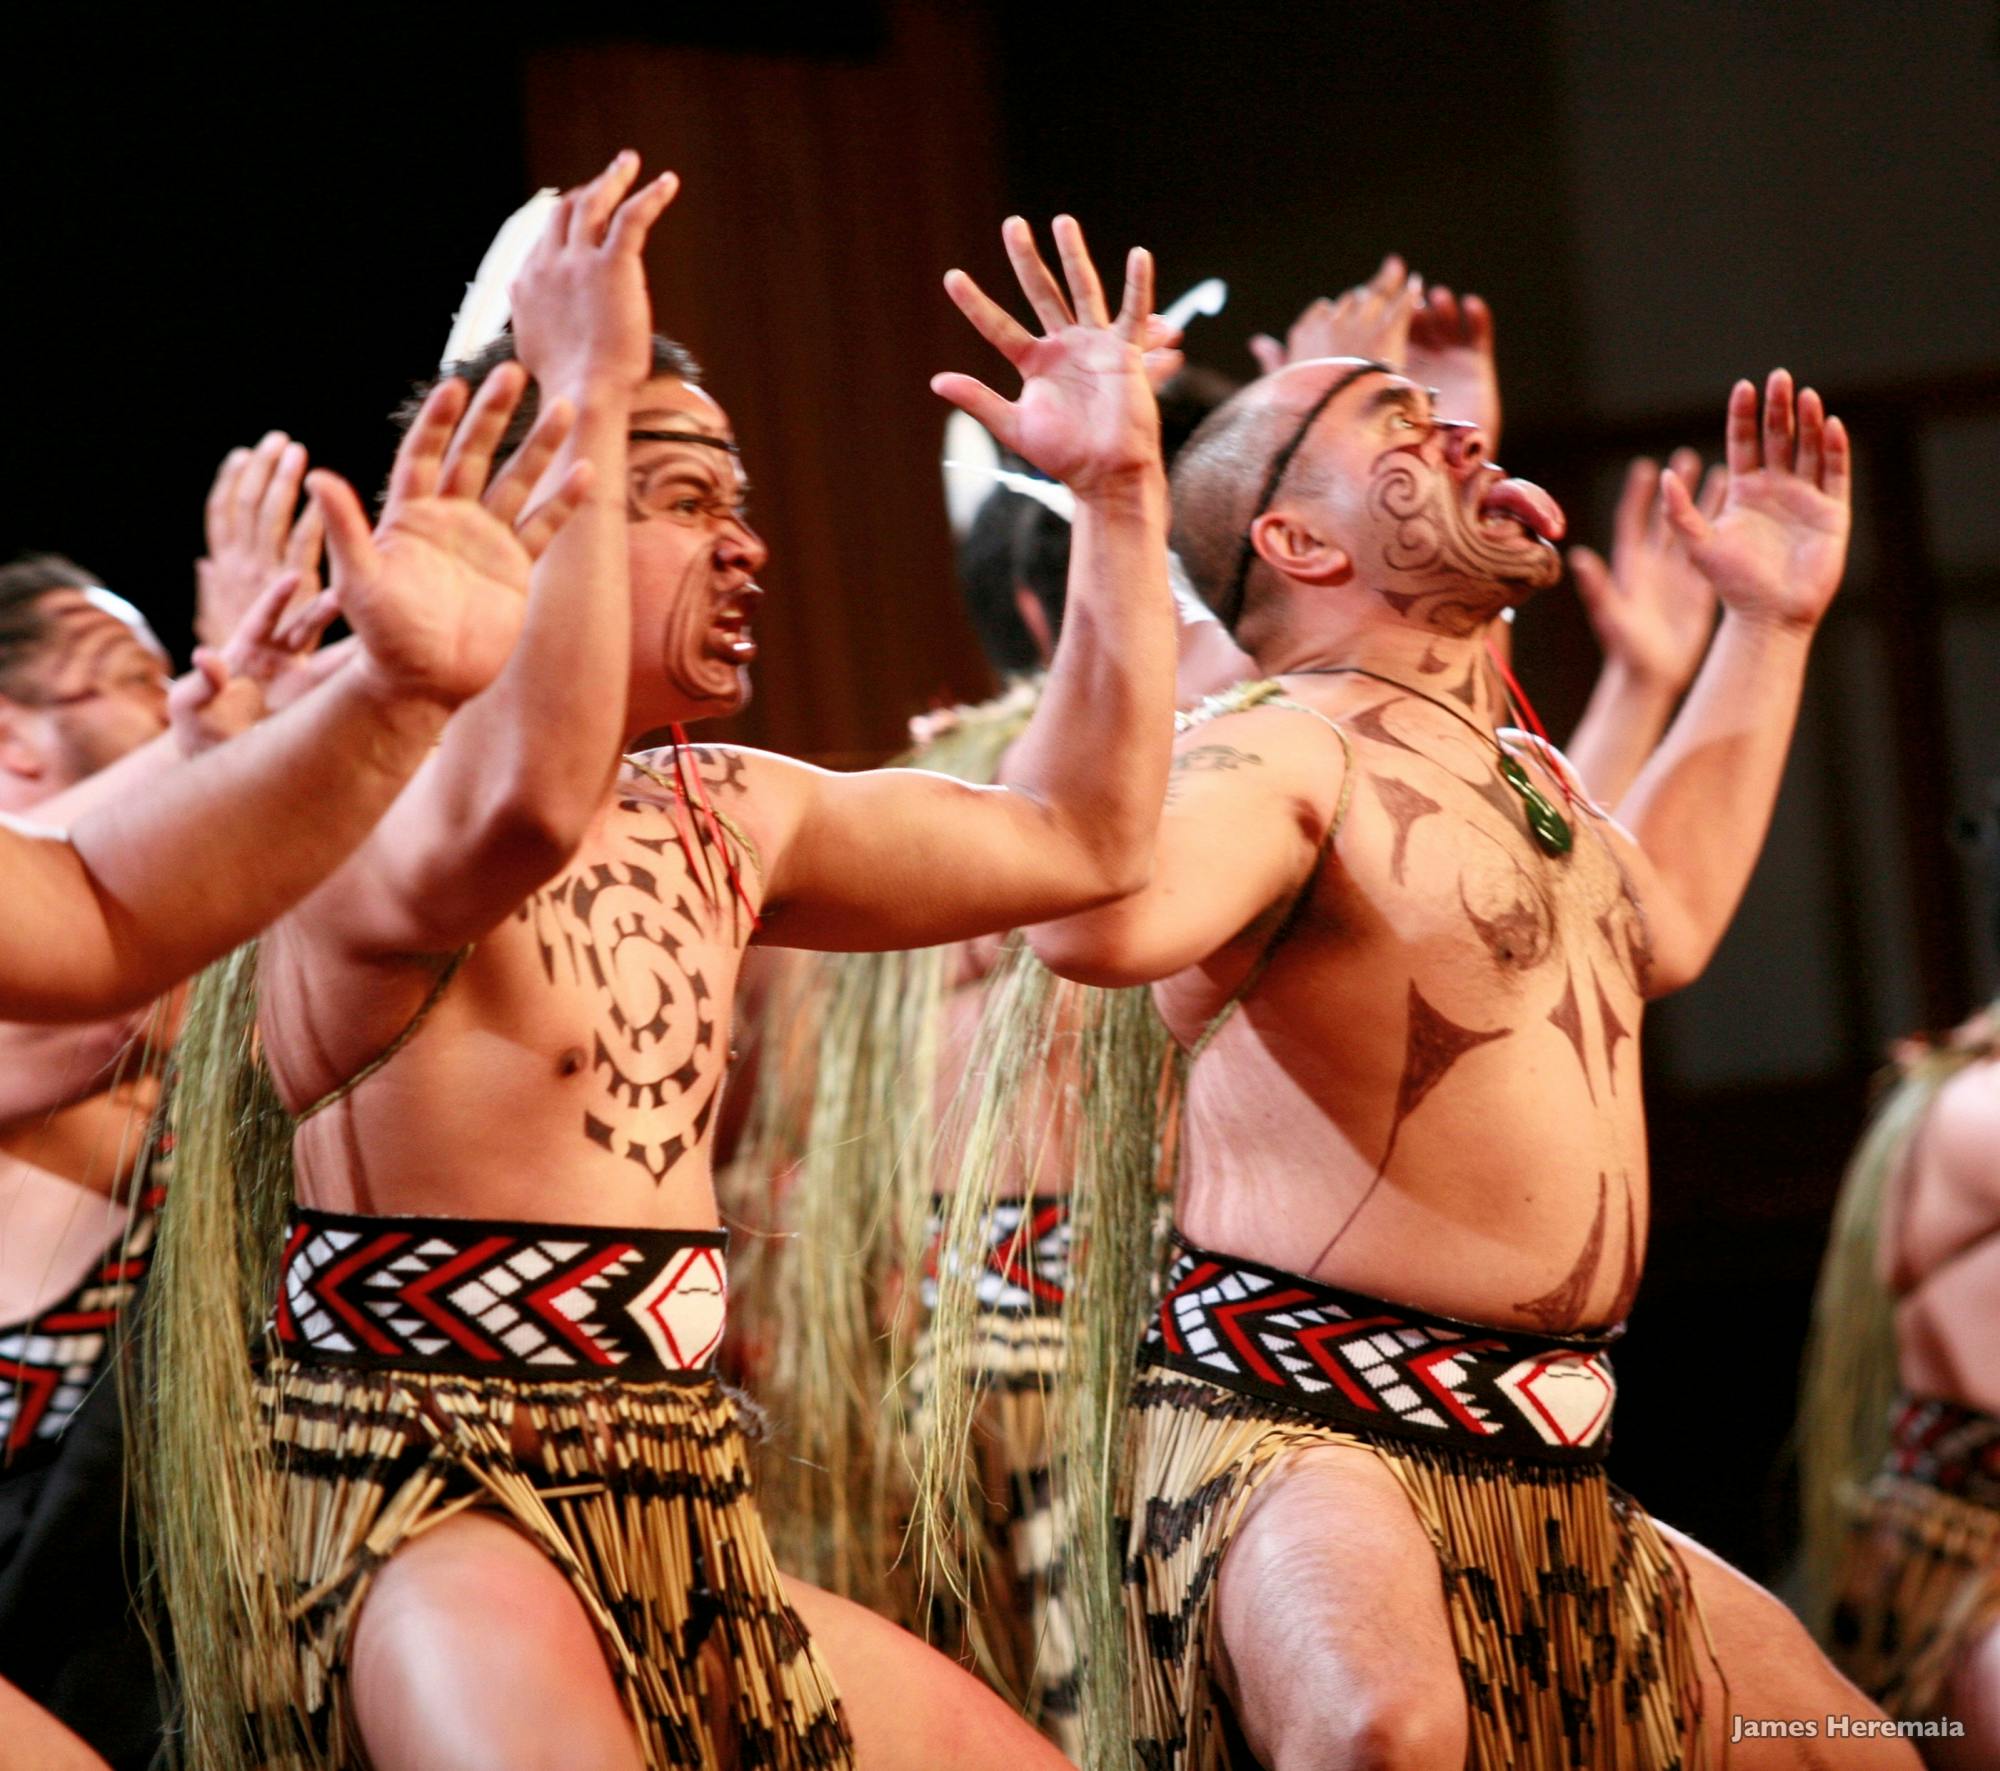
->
xmin=1126 ymin=1382 xmax=1710 ymax=1771
xmin=921 ymin=939 xmax=1177 ymax=1771
xmin=1796 ymin=1032 xmax=1990 ymax=1638
xmin=257 ymin=1362 xmax=851 ymax=1769
xmin=1832 ymin=1475 xmax=2000 ymax=1716
xmin=729 ymin=683 xmax=1037 ymax=1621
xmin=129 ymin=943 xmax=299 ymax=1771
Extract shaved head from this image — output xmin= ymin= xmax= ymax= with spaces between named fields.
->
xmin=1170 ymin=359 xmax=1389 ymax=632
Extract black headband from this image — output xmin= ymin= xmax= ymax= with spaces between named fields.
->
xmin=628 ymin=429 xmax=741 ymax=455
xmin=1215 ymin=360 xmax=1385 ymax=631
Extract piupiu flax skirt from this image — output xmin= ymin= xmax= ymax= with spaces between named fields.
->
xmin=255 ymin=1206 xmax=852 ymax=1769
xmin=1123 ymin=1238 xmax=1712 ymax=1771
xmin=1832 ymin=1395 xmax=2000 ymax=1722
xmin=910 ymin=1195 xmax=1080 ymax=1755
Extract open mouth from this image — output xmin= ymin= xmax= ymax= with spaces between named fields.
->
xmin=707 ymin=587 xmax=762 ymax=666
xmin=1475 ymin=475 xmax=1566 ymax=544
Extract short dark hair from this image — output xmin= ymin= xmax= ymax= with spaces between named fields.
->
xmin=957 ymin=484 xmax=1067 ymax=675
xmin=390 ymin=333 xmax=704 ymax=465
xmin=0 ymin=553 xmax=104 ymax=698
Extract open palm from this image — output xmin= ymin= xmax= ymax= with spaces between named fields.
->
xmin=933 ymin=215 xmax=1160 ymax=499
xmin=1666 ymin=371 xmax=1851 ymax=630
xmin=311 ymin=364 xmax=593 ymax=707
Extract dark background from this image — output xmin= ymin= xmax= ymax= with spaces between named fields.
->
xmin=6 ymin=2 xmax=1998 ymax=1599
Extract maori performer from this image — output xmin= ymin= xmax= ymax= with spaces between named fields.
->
xmin=0 ymin=485 xmax=343 ymax=1769
xmin=1801 ymin=990 xmax=2000 ymax=1761
xmin=997 ymin=355 xmax=1914 ymax=1768
xmin=144 ymin=154 xmax=1175 ymax=1770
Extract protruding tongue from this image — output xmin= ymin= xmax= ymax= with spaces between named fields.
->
xmin=1481 ymin=477 xmax=1566 ymax=542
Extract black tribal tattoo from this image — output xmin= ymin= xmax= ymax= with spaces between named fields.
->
xmin=518 ymin=757 xmax=752 ymax=1186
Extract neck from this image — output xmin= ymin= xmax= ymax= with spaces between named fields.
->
xmin=1255 ymin=617 xmax=1510 ymax=730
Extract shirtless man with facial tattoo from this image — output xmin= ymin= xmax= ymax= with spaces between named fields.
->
xmin=1026 ymin=355 xmax=1917 ymax=1768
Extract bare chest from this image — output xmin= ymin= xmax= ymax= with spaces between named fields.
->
xmin=504 ymin=776 xmax=760 ymax=1188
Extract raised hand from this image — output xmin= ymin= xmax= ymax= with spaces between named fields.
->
xmin=1662 ymin=371 xmax=1852 ymax=631
xmin=308 ymin=364 xmax=594 ymax=707
xmin=932 ymin=215 xmax=1161 ymax=500
xmin=196 ymin=431 xmax=325 ymax=650
xmin=1571 ymin=448 xmax=1724 ymax=694
xmin=1248 ymin=254 xmax=1420 ymax=375
xmin=509 ymin=150 xmax=679 ymax=396
xmin=1405 ymin=282 xmax=1500 ymax=446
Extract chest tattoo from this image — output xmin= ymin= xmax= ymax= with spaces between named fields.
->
xmin=1368 ymin=773 xmax=1441 ymax=885
xmin=518 ymin=762 xmax=752 ymax=1186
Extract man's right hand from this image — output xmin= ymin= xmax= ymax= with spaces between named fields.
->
xmin=1249 ymin=254 xmax=1420 ymax=375
xmin=306 ymin=364 xmax=593 ymax=709
xmin=508 ymin=151 xmax=679 ymax=397
xmin=932 ymin=215 xmax=1162 ymax=502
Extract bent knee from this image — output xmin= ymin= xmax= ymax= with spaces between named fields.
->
xmin=1268 ymin=1683 xmax=1466 ymax=1771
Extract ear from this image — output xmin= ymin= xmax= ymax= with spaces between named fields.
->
xmin=0 ymin=704 xmax=48 ymax=786
xmin=1248 ymin=510 xmax=1351 ymax=586
xmin=1012 ymin=585 xmax=1055 ymax=665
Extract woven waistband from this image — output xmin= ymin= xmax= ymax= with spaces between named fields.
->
xmin=274 ymin=1205 xmax=728 ymax=1382
xmin=920 ymin=1193 xmax=1072 ymax=1316
xmin=1885 ymin=1393 xmax=2000 ymax=1509
xmin=1139 ymin=1235 xmax=1619 ymax=1466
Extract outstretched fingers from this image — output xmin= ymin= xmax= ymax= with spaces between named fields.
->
xmin=576 ymin=150 xmax=641 ymax=246
xmin=305 ymin=469 xmax=379 ymax=593
xmin=387 ymin=377 xmax=472 ymax=507
xmin=1613 ymin=456 xmax=1661 ymax=559
xmin=436 ymin=363 xmax=530 ymax=500
xmin=929 ymin=370 xmax=1016 ymax=447
xmin=484 ymin=395 xmax=578 ymax=529
xmin=1794 ymin=385 xmax=1827 ymax=485
xmin=1658 ymin=460 xmax=1712 ymax=549
xmin=513 ymin=462 xmax=596 ymax=561
xmin=1761 ymin=368 xmax=1796 ymax=474
xmin=1002 ymin=215 xmax=1073 ymax=334
xmin=1051 ymin=214 xmax=1110 ymax=328
xmin=1822 ymin=414 xmax=1852 ymax=504
xmin=1724 ymin=377 xmax=1761 ymax=477
xmin=606 ymin=169 xmax=679 ymax=255
xmin=205 ymin=446 xmax=253 ymax=550
xmin=942 ymin=267 xmax=1036 ymax=368
xmin=1113 ymin=244 xmax=1156 ymax=344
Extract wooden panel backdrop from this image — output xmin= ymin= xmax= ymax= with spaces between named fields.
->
xmin=525 ymin=6 xmax=1012 ymax=763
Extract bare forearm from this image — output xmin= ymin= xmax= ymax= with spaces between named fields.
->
xmin=1620 ymin=612 xmax=1813 ymax=987
xmin=426 ymin=395 xmax=631 ymax=843
xmin=1565 ymin=656 xmax=1681 ymax=810
xmin=4 ymin=669 xmax=447 ymax=1019
xmin=1001 ymin=471 xmax=1173 ymax=891
xmin=30 ymin=731 xmax=186 ymax=827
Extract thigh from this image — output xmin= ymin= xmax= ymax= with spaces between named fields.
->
xmin=1930 ymin=1616 xmax=2000 ymax=1771
xmin=348 ymin=1511 xmax=644 ymax=1771
xmin=780 ymin=1575 xmax=1068 ymax=1771
xmin=1213 ymin=1441 xmax=1466 ymax=1771
xmin=1656 ymin=1521 xmax=1922 ymax=1771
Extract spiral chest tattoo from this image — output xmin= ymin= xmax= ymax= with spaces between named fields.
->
xmin=517 ymin=753 xmax=758 ymax=1186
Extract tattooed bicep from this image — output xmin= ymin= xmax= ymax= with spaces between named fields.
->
xmin=1164 ymin=743 xmax=1263 ymax=805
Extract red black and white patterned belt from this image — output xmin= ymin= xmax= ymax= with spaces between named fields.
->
xmin=920 ymin=1193 xmax=1072 ymax=1317
xmin=1885 ymin=1393 xmax=2000 ymax=1509
xmin=273 ymin=1205 xmax=728 ymax=1382
xmin=1140 ymin=1235 xmax=1620 ymax=1466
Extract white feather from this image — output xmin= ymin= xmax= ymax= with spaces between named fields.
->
xmin=943 ymin=460 xmax=1077 ymax=524
xmin=440 ymin=189 xmax=562 ymax=370
xmin=941 ymin=409 xmax=1003 ymax=538
xmin=1159 ymin=277 xmax=1227 ymax=336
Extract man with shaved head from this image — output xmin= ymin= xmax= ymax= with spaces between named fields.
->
xmin=1024 ymin=356 xmax=1918 ymax=1767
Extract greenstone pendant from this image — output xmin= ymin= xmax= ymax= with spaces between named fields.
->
xmin=1499 ymin=754 xmax=1574 ymax=856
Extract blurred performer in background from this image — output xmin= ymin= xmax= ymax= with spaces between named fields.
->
xmin=0 ymin=507 xmax=354 ymax=1770
xmin=1801 ymin=829 xmax=2000 ymax=1764
xmin=145 ymin=156 xmax=1179 ymax=1771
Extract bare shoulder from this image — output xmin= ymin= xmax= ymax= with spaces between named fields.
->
xmin=1923 ymin=1055 xmax=2000 ymax=1209
xmin=1169 ymin=699 xmax=1351 ymax=835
